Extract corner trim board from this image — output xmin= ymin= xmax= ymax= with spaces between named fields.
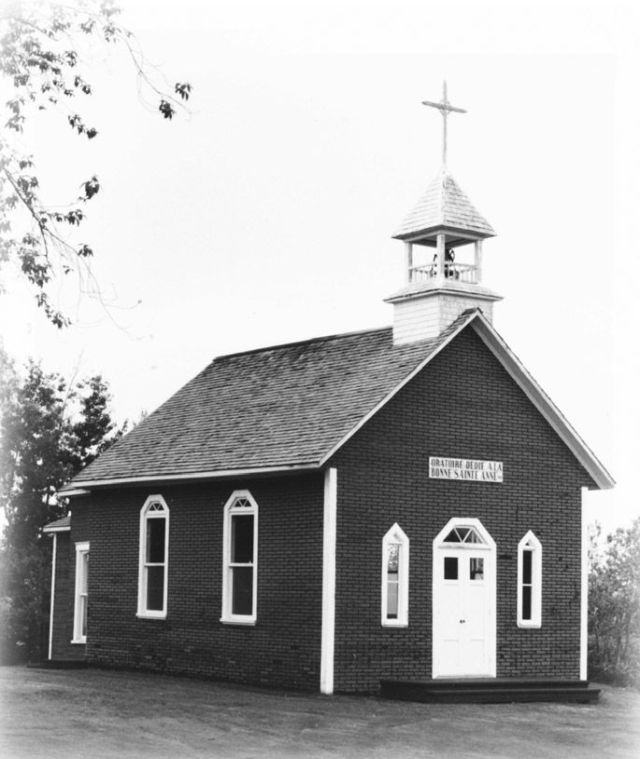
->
xmin=48 ymin=533 xmax=57 ymax=660
xmin=580 ymin=488 xmax=588 ymax=679
xmin=320 ymin=467 xmax=337 ymax=695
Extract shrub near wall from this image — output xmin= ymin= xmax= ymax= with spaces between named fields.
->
xmin=589 ymin=519 xmax=640 ymax=687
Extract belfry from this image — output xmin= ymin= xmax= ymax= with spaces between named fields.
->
xmin=387 ymin=82 xmax=502 ymax=344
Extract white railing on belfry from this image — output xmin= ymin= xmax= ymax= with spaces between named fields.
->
xmin=410 ymin=263 xmax=478 ymax=284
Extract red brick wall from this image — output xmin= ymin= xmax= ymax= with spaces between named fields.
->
xmin=51 ymin=324 xmax=595 ymax=693
xmin=329 ymin=327 xmax=591 ymax=692
xmin=66 ymin=474 xmax=324 ymax=690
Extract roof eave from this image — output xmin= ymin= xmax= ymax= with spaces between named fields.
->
xmin=60 ymin=462 xmax=323 ymax=496
xmin=392 ymin=225 xmax=496 ymax=243
xmin=469 ymin=315 xmax=614 ymax=490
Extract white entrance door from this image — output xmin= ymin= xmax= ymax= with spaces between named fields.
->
xmin=432 ymin=519 xmax=496 ymax=678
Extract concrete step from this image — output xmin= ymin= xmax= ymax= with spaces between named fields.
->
xmin=27 ymin=660 xmax=88 ymax=670
xmin=380 ymin=678 xmax=600 ymax=704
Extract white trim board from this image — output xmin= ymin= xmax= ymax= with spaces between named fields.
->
xmin=580 ymin=487 xmax=589 ymax=680
xmin=320 ymin=467 xmax=337 ymax=695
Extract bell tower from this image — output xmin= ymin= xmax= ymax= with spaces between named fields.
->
xmin=386 ymin=82 xmax=501 ymax=345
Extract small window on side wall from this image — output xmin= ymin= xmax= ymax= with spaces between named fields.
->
xmin=72 ymin=541 xmax=89 ymax=643
xmin=137 ymin=496 xmax=169 ymax=619
xmin=517 ymin=531 xmax=542 ymax=628
xmin=221 ymin=491 xmax=258 ymax=625
xmin=381 ymin=524 xmax=409 ymax=627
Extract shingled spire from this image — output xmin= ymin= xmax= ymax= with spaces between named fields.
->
xmin=386 ymin=83 xmax=501 ymax=345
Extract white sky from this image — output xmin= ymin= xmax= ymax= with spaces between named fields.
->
xmin=1 ymin=0 xmax=639 ymax=532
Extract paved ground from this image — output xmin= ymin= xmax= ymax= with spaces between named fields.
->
xmin=1 ymin=666 xmax=639 ymax=759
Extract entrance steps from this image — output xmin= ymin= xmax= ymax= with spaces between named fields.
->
xmin=380 ymin=677 xmax=600 ymax=704
xmin=27 ymin=660 xmax=88 ymax=670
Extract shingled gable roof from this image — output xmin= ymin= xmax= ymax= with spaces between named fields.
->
xmin=393 ymin=167 xmax=496 ymax=241
xmin=60 ymin=309 xmax=613 ymax=494
xmin=62 ymin=312 xmax=472 ymax=492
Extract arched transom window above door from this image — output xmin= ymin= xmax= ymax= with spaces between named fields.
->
xmin=442 ymin=525 xmax=485 ymax=545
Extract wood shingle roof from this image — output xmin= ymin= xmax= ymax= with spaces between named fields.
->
xmin=393 ymin=167 xmax=496 ymax=242
xmin=68 ymin=314 xmax=470 ymax=487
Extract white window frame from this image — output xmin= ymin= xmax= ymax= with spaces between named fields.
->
xmin=381 ymin=523 xmax=409 ymax=627
xmin=137 ymin=495 xmax=169 ymax=619
xmin=71 ymin=541 xmax=90 ymax=644
xmin=221 ymin=490 xmax=258 ymax=625
xmin=517 ymin=530 xmax=542 ymax=628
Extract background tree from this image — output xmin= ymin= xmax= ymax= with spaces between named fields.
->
xmin=0 ymin=348 xmax=123 ymax=662
xmin=0 ymin=0 xmax=191 ymax=326
xmin=589 ymin=518 xmax=640 ymax=686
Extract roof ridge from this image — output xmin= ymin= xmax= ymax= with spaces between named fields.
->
xmin=214 ymin=325 xmax=392 ymax=361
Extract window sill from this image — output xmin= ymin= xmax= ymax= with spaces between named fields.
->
xmin=70 ymin=638 xmax=86 ymax=645
xmin=136 ymin=612 xmax=167 ymax=620
xmin=220 ymin=616 xmax=256 ymax=626
xmin=382 ymin=621 xmax=408 ymax=628
xmin=517 ymin=620 xmax=541 ymax=629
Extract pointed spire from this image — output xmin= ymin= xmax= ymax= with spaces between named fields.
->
xmin=393 ymin=167 xmax=495 ymax=245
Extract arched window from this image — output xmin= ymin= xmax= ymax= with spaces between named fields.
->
xmin=381 ymin=523 xmax=409 ymax=627
xmin=137 ymin=496 xmax=169 ymax=618
xmin=221 ymin=491 xmax=258 ymax=624
xmin=518 ymin=531 xmax=542 ymax=628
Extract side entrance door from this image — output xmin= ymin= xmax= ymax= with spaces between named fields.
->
xmin=432 ymin=519 xmax=496 ymax=678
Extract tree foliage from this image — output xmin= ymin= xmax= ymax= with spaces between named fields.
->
xmin=589 ymin=518 xmax=640 ymax=686
xmin=0 ymin=0 xmax=191 ymax=326
xmin=0 ymin=348 xmax=122 ymax=662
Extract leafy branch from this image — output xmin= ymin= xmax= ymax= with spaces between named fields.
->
xmin=0 ymin=0 xmax=191 ymax=326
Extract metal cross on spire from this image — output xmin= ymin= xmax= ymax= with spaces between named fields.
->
xmin=421 ymin=81 xmax=466 ymax=166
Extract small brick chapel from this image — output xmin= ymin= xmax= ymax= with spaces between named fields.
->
xmin=45 ymin=84 xmax=613 ymax=701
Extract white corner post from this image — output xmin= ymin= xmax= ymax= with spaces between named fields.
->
xmin=48 ymin=534 xmax=58 ymax=661
xmin=436 ymin=234 xmax=445 ymax=279
xmin=404 ymin=242 xmax=413 ymax=283
xmin=474 ymin=239 xmax=483 ymax=283
xmin=580 ymin=487 xmax=588 ymax=680
xmin=320 ymin=467 xmax=338 ymax=694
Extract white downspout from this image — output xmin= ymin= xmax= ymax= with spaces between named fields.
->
xmin=48 ymin=534 xmax=57 ymax=661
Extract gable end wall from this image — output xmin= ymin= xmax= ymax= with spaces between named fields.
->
xmin=330 ymin=327 xmax=590 ymax=692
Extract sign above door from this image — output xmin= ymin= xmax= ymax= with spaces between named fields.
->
xmin=429 ymin=457 xmax=504 ymax=483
